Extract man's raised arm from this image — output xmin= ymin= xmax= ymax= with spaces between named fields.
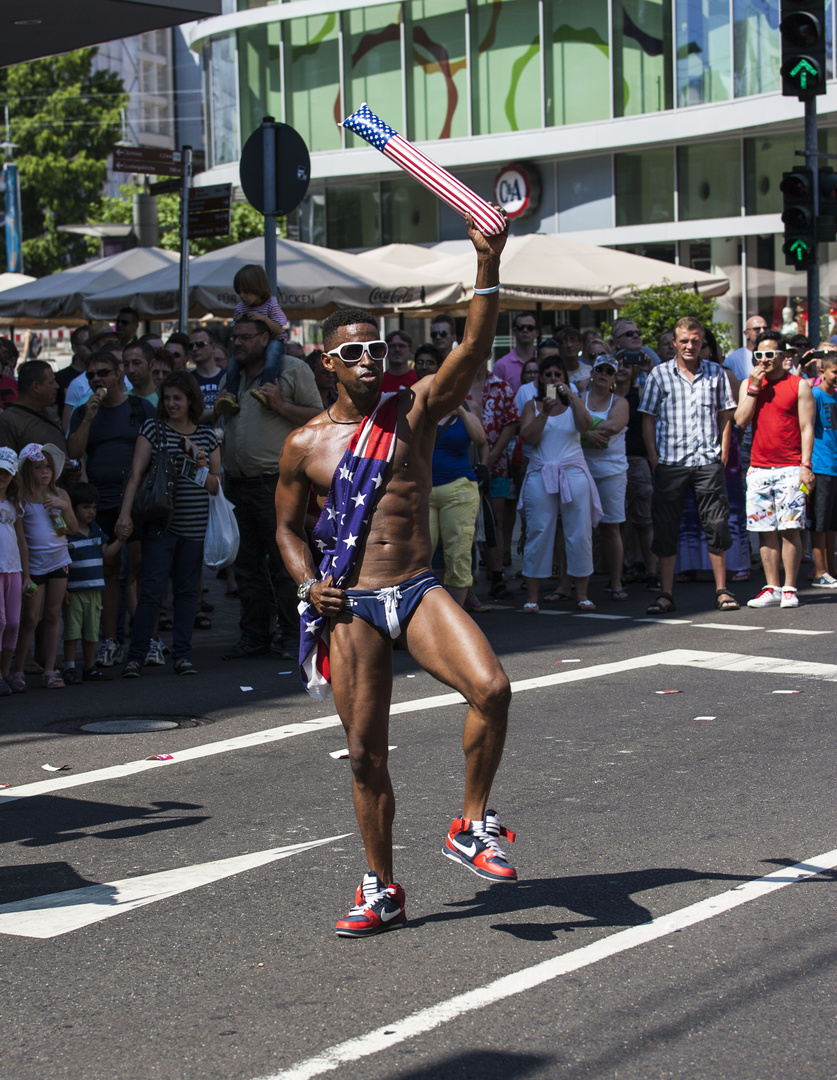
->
xmin=425 ymin=213 xmax=509 ymax=422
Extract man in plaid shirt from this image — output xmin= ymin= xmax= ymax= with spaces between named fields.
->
xmin=639 ymin=316 xmax=739 ymax=615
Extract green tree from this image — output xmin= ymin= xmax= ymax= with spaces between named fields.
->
xmin=0 ymin=49 xmax=127 ymax=277
xmin=603 ymin=281 xmax=733 ymax=355
xmin=94 ymin=185 xmax=279 ymax=256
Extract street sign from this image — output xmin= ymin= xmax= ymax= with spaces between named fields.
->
xmin=187 ymin=182 xmax=232 ymax=239
xmin=187 ymin=211 xmax=232 ymax=239
xmin=113 ymin=145 xmax=184 ymax=177
xmin=239 ymin=121 xmax=310 ymax=216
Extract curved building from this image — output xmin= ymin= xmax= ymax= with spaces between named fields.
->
xmin=188 ymin=0 xmax=837 ymax=340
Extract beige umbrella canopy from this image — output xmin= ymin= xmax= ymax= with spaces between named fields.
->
xmin=0 ymin=247 xmax=180 ymax=321
xmin=358 ymin=234 xmax=730 ymax=311
xmin=84 ymin=236 xmax=464 ymax=321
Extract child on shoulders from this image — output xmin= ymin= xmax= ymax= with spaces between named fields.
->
xmin=215 ymin=264 xmax=288 ymax=417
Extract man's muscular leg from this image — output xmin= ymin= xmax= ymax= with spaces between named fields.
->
xmin=403 ymin=588 xmax=511 ymax=820
xmin=329 ymin=615 xmax=396 ymax=884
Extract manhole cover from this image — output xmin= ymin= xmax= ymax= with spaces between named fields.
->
xmin=47 ymin=714 xmax=211 ymax=735
xmin=81 ymin=718 xmax=180 ymax=734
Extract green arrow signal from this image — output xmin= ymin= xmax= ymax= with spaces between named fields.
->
xmin=789 ymin=238 xmax=812 ymax=262
xmin=790 ymin=59 xmax=818 ymax=89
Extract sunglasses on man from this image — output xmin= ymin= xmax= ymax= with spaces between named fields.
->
xmin=326 ymin=341 xmax=389 ymax=365
xmin=753 ymin=350 xmax=785 ymax=360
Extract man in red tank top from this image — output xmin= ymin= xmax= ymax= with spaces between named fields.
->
xmin=734 ymin=330 xmax=816 ymax=608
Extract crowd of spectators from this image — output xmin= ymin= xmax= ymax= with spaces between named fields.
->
xmin=0 ymin=297 xmax=833 ymax=691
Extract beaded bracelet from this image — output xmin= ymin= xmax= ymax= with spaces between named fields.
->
xmin=473 ymin=283 xmax=501 ymax=295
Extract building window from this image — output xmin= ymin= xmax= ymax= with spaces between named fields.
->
xmin=732 ymin=0 xmax=780 ymax=97
xmin=382 ymin=174 xmax=438 ymax=242
xmin=285 ymin=14 xmax=342 ymax=152
xmin=471 ymin=0 xmax=541 ymax=134
xmin=613 ymin=0 xmax=673 ymax=117
xmin=544 ymin=0 xmax=611 ymax=126
xmin=238 ymin=23 xmax=282 ymax=139
xmin=406 ymin=0 xmax=468 ymax=140
xmin=209 ymin=34 xmax=240 ymax=167
xmin=326 ymin=184 xmax=381 ymax=248
xmin=676 ymin=0 xmax=731 ymax=106
xmin=678 ymin=139 xmax=741 ymax=220
xmin=615 ymin=147 xmax=675 ymax=225
xmin=344 ymin=5 xmax=405 ymax=148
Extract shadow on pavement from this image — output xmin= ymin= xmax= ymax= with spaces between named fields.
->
xmin=411 ymin=867 xmax=756 ymax=938
xmin=379 ymin=1050 xmax=552 ymax=1080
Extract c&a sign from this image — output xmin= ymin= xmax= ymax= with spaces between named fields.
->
xmin=493 ymin=162 xmax=541 ymax=220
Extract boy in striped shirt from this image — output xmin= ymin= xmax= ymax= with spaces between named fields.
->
xmin=62 ymin=483 xmax=123 ymax=684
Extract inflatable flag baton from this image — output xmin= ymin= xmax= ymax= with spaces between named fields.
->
xmin=341 ymin=103 xmax=506 ymax=237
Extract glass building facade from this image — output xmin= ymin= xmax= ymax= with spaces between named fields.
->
xmin=191 ymin=0 xmax=837 ymax=341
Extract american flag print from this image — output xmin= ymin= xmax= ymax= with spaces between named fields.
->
xmin=341 ymin=103 xmax=506 ymax=237
xmin=298 ymin=392 xmax=400 ymax=700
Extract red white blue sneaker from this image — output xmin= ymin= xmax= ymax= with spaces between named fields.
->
xmin=444 ymin=809 xmax=518 ymax=882
xmin=335 ymin=871 xmax=407 ymax=937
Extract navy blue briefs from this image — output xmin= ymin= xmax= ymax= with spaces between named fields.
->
xmin=343 ymin=570 xmax=442 ymax=639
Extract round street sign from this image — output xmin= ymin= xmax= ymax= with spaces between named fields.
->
xmin=239 ymin=121 xmax=311 ymax=216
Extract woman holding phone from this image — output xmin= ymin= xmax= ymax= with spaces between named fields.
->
xmin=519 ymin=354 xmax=600 ymax=612
xmin=116 ymin=371 xmax=221 ymax=677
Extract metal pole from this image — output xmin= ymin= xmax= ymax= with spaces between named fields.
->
xmin=262 ymin=116 xmax=277 ymax=297
xmin=178 ymin=145 xmax=192 ymax=334
xmin=805 ymin=98 xmax=820 ymax=345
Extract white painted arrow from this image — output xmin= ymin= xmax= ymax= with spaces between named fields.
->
xmin=0 ymin=834 xmax=351 ymax=939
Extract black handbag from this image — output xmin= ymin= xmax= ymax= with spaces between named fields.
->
xmin=133 ymin=420 xmax=177 ymax=529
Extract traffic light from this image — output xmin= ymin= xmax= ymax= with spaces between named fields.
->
xmin=780 ymin=0 xmax=827 ymax=99
xmin=818 ymin=166 xmax=837 ymax=243
xmin=781 ymin=166 xmax=817 ymax=269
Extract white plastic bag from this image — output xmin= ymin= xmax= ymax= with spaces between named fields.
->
xmin=204 ymin=487 xmax=240 ymax=569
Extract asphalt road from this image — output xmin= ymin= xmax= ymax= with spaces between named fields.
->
xmin=1 ymin=569 xmax=835 ymax=1080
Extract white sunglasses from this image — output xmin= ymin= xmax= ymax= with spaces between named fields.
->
xmin=326 ymin=340 xmax=388 ymax=365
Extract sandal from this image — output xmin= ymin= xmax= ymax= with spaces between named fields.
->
xmin=523 ymin=602 xmax=540 ymax=613
xmin=6 ymin=672 xmax=26 ymax=694
xmin=715 ymin=588 xmax=740 ymax=611
xmin=609 ymin=588 xmax=629 ymax=601
xmin=194 ymin=613 xmax=212 ymax=629
xmin=646 ymin=592 xmax=677 ymax=615
xmin=577 ymin=599 xmax=597 ymax=611
xmin=543 ymin=591 xmax=571 ymax=602
xmin=43 ymin=670 xmax=65 ymax=689
xmin=24 ymin=659 xmax=44 ymax=674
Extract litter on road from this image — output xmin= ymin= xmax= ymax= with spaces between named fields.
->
xmin=693 ymin=716 xmax=716 ymax=721
xmin=655 ymin=690 xmax=681 ymax=694
xmin=330 ymin=745 xmax=397 ymax=760
xmin=41 ymin=764 xmax=71 ymax=772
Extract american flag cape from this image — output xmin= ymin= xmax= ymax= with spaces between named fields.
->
xmin=341 ymin=103 xmax=506 ymax=237
xmin=298 ymin=392 xmax=399 ymax=700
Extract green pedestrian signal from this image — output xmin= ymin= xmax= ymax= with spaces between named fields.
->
xmin=780 ymin=1 xmax=826 ymax=99
xmin=780 ymin=167 xmax=817 ymax=270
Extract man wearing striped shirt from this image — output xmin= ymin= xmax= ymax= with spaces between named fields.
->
xmin=639 ymin=316 xmax=739 ymax=615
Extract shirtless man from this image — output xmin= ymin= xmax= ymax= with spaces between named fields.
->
xmin=275 ymin=216 xmax=515 ymax=938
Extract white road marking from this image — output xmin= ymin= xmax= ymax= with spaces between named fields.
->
xmin=3 ymin=649 xmax=836 ymax=807
xmin=694 ymin=622 xmax=764 ymax=632
xmin=766 ymin=628 xmax=834 ymax=636
xmin=573 ymin=613 xmax=632 ymax=620
xmin=633 ymin=618 xmax=693 ymax=624
xmin=253 ymin=848 xmax=837 ymax=1080
xmin=0 ymin=834 xmax=351 ymax=939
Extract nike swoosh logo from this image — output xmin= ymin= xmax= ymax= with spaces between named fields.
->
xmin=450 ymin=837 xmax=477 ymax=857
xmin=380 ymin=907 xmax=403 ymax=922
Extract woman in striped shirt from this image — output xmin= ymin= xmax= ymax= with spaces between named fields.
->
xmin=116 ymin=371 xmax=221 ymax=677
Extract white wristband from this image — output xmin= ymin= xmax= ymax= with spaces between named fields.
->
xmin=473 ymin=282 xmax=501 ymax=295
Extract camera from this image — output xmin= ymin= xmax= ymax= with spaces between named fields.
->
xmin=614 ymin=349 xmax=645 ymax=365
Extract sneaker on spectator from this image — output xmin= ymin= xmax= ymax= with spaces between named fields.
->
xmin=747 ymin=586 xmax=781 ymax=608
xmin=145 ymin=638 xmax=166 ymax=666
xmin=96 ymin=638 xmax=120 ymax=667
xmin=121 ymin=660 xmax=142 ymax=679
xmin=62 ymin=666 xmax=82 ymax=686
xmin=464 ymin=591 xmax=485 ymax=612
xmin=335 ymin=872 xmax=406 ymax=937
xmin=780 ymin=586 xmax=799 ymax=608
xmin=811 ymin=573 xmax=837 ymax=588
xmin=645 ymin=573 xmax=661 ymax=592
xmin=443 ymin=809 xmax=518 ymax=882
